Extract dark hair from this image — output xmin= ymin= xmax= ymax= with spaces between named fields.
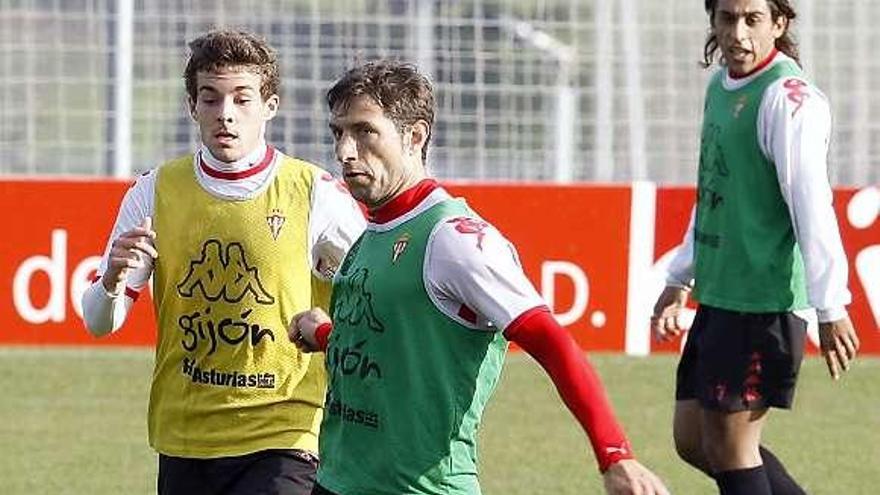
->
xmin=184 ymin=29 xmax=280 ymax=102
xmin=327 ymin=60 xmax=435 ymax=163
xmin=702 ymin=0 xmax=800 ymax=68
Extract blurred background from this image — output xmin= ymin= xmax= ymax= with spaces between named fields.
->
xmin=2 ymin=0 xmax=878 ymax=184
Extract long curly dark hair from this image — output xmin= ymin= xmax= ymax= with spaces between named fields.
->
xmin=702 ymin=0 xmax=800 ymax=68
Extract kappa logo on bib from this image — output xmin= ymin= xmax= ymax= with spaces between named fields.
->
xmin=335 ymin=267 xmax=385 ymax=333
xmin=177 ymin=239 xmax=274 ymax=304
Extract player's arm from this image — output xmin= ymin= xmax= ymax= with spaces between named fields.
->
xmin=504 ymin=310 xmax=666 ymax=493
xmin=665 ymin=206 xmax=696 ymax=291
xmin=427 ymin=218 xmax=668 ymax=494
xmin=81 ymin=171 xmax=158 ymax=336
xmin=288 ymin=307 xmax=332 ymax=353
xmin=307 ymin=169 xmax=366 ymax=282
xmin=503 ymin=307 xmax=633 ymax=470
xmin=760 ymin=77 xmax=859 ymax=379
xmin=651 ymin=69 xmax=724 ymax=339
xmin=652 ymin=207 xmax=695 ymax=341
xmin=289 ymin=170 xmax=364 ymax=349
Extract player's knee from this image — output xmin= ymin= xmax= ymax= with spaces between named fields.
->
xmin=701 ymin=430 xmax=753 ymax=471
xmin=674 ymin=431 xmax=707 ymax=469
xmin=701 ymin=434 xmax=726 ymax=467
xmin=675 ymin=443 xmax=704 ymax=468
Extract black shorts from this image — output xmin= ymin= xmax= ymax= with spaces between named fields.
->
xmin=158 ymin=449 xmax=318 ymax=495
xmin=675 ymin=305 xmax=807 ymax=412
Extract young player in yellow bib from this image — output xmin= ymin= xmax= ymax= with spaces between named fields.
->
xmin=81 ymin=30 xmax=364 ymax=494
xmin=289 ymin=60 xmax=669 ymax=495
xmin=652 ymin=1 xmax=860 ymax=494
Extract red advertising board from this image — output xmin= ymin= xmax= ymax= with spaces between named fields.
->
xmin=1 ymin=179 xmax=877 ymax=354
xmin=0 ymin=179 xmax=156 ymax=346
xmin=446 ymin=183 xmax=633 ymax=351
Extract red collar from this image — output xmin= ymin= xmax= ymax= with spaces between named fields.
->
xmin=370 ymin=179 xmax=440 ymax=224
xmin=199 ymin=146 xmax=276 ymax=180
xmin=729 ymin=48 xmax=778 ymax=80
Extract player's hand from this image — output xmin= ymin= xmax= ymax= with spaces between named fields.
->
xmin=819 ymin=315 xmax=860 ymax=380
xmin=650 ymin=286 xmax=689 ymax=342
xmin=288 ymin=308 xmax=331 ymax=353
xmin=603 ymin=459 xmax=669 ymax=495
xmin=102 ymin=216 xmax=157 ymax=296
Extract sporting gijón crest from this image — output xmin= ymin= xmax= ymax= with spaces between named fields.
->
xmin=266 ymin=209 xmax=286 ymax=240
xmin=391 ymin=233 xmax=410 ymax=263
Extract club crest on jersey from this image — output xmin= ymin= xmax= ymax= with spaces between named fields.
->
xmin=732 ymin=95 xmax=748 ymax=118
xmin=267 ymin=209 xmax=286 ymax=240
xmin=391 ymin=233 xmax=411 ymax=264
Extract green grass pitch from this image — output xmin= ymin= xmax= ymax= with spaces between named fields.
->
xmin=0 ymin=348 xmax=877 ymax=494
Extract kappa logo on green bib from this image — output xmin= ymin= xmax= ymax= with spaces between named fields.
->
xmin=334 ymin=267 xmax=384 ymax=333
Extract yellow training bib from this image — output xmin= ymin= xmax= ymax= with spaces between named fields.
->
xmin=149 ymin=152 xmax=329 ymax=458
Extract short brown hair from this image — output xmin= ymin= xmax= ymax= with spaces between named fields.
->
xmin=327 ymin=60 xmax=435 ymax=163
xmin=702 ymin=0 xmax=800 ymax=68
xmin=183 ymin=29 xmax=280 ymax=102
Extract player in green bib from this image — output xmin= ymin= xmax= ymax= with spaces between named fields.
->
xmin=651 ymin=2 xmax=860 ymax=494
xmin=289 ymin=60 xmax=669 ymax=495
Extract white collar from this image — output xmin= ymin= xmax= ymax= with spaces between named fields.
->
xmin=722 ymin=52 xmax=792 ymax=91
xmin=199 ymin=141 xmax=268 ymax=173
